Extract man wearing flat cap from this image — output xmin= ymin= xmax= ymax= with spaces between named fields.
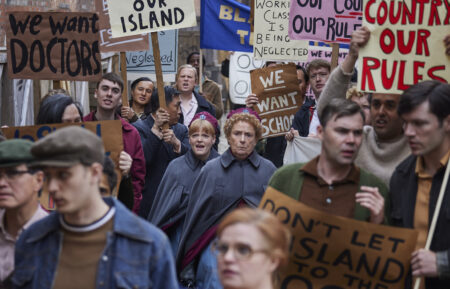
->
xmin=0 ymin=139 xmax=47 ymax=289
xmin=12 ymin=126 xmax=178 ymax=289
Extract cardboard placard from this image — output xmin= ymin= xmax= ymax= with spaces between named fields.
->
xmin=250 ymin=63 xmax=303 ymax=138
xmin=357 ymin=0 xmax=449 ymax=94
xmin=107 ymin=0 xmax=197 ymax=38
xmin=96 ymin=0 xmax=149 ymax=53
xmin=6 ymin=12 xmax=102 ymax=81
xmin=229 ymin=52 xmax=265 ymax=105
xmin=1 ymin=121 xmax=123 ymax=210
xmin=254 ymin=0 xmax=309 ymax=61
xmin=126 ymin=30 xmax=178 ymax=73
xmin=288 ymin=0 xmax=363 ymax=43
xmin=259 ymin=187 xmax=418 ymax=289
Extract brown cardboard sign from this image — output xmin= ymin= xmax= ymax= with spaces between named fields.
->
xmin=6 ymin=12 xmax=102 ymax=81
xmin=1 ymin=120 xmax=123 ymax=209
xmin=96 ymin=0 xmax=149 ymax=53
xmin=250 ymin=63 xmax=302 ymax=138
xmin=259 ymin=187 xmax=418 ymax=289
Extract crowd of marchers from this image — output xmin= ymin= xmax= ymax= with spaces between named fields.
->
xmin=0 ymin=29 xmax=449 ymax=289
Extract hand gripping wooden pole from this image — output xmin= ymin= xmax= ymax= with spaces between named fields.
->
xmin=151 ymin=32 xmax=169 ymax=130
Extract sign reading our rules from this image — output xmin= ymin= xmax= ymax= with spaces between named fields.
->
xmin=107 ymin=0 xmax=196 ymax=38
xmin=6 ymin=12 xmax=102 ymax=81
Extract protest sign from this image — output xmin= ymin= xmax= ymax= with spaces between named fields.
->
xmin=107 ymin=0 xmax=196 ymax=38
xmin=259 ymin=187 xmax=418 ymax=289
xmin=357 ymin=0 xmax=449 ymax=94
xmin=201 ymin=0 xmax=253 ymax=52
xmin=96 ymin=0 xmax=149 ymax=53
xmin=254 ymin=0 xmax=308 ymax=61
xmin=229 ymin=52 xmax=265 ymax=105
xmin=250 ymin=63 xmax=303 ymax=138
xmin=2 ymin=120 xmax=123 ymax=210
xmin=6 ymin=12 xmax=102 ymax=81
xmin=126 ymin=30 xmax=178 ymax=74
xmin=288 ymin=0 xmax=363 ymax=43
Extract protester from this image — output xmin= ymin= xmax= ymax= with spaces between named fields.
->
xmin=317 ymin=26 xmax=410 ymax=186
xmin=187 ymin=52 xmax=224 ymax=119
xmin=133 ymin=86 xmax=190 ymax=218
xmin=270 ymin=99 xmax=389 ymax=224
xmin=175 ymin=64 xmax=216 ymax=127
xmin=84 ymin=72 xmax=145 ymax=213
xmin=390 ymin=81 xmax=450 ymax=289
xmin=120 ymin=77 xmax=154 ymax=123
xmin=176 ymin=108 xmax=276 ymax=288
xmin=346 ymin=86 xmax=371 ymax=125
xmin=0 ymin=140 xmax=47 ymax=288
xmin=36 ymin=93 xmax=83 ymax=124
xmin=11 ymin=126 xmax=178 ymax=289
xmin=147 ymin=111 xmax=220 ymax=257
xmin=214 ymin=208 xmax=291 ymax=289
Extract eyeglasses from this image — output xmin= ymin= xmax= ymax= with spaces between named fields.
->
xmin=212 ymin=241 xmax=268 ymax=261
xmin=0 ymin=169 xmax=34 ymax=181
xmin=310 ymin=72 xmax=329 ymax=80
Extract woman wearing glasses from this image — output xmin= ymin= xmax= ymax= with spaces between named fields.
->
xmin=214 ymin=208 xmax=291 ymax=289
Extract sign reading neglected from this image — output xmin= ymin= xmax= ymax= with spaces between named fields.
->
xmin=260 ymin=187 xmax=418 ymax=289
xmin=7 ymin=12 xmax=102 ymax=81
xmin=96 ymin=0 xmax=149 ymax=53
xmin=107 ymin=0 xmax=196 ymax=38
xmin=250 ymin=63 xmax=302 ymax=138
xmin=289 ymin=0 xmax=363 ymax=43
xmin=254 ymin=0 xmax=308 ymax=61
xmin=358 ymin=0 xmax=449 ymax=94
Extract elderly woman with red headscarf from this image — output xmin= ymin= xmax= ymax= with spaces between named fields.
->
xmin=176 ymin=108 xmax=277 ymax=289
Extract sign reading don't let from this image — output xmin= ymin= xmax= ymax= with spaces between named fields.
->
xmin=250 ymin=63 xmax=302 ymax=138
xmin=7 ymin=12 xmax=102 ymax=81
xmin=259 ymin=187 xmax=418 ymax=289
xmin=107 ymin=0 xmax=196 ymax=38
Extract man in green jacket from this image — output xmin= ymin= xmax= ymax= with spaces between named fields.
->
xmin=269 ymin=98 xmax=389 ymax=224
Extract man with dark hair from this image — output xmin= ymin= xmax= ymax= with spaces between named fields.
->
xmin=133 ymin=86 xmax=190 ymax=217
xmin=84 ymin=72 xmax=146 ymax=214
xmin=12 ymin=126 xmax=178 ymax=289
xmin=0 ymin=140 xmax=47 ymax=288
xmin=390 ymin=81 xmax=450 ymax=289
xmin=187 ymin=52 xmax=223 ymax=119
xmin=317 ymin=26 xmax=410 ymax=186
xmin=270 ymin=99 xmax=389 ymax=224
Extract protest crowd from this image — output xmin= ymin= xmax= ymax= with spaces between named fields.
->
xmin=0 ymin=0 xmax=449 ymax=289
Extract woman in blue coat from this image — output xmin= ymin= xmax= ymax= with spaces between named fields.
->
xmin=177 ymin=108 xmax=277 ymax=289
xmin=147 ymin=112 xmax=220 ymax=257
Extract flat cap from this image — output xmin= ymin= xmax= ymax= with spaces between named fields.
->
xmin=0 ymin=139 xmax=34 ymax=168
xmin=31 ymin=126 xmax=104 ymax=167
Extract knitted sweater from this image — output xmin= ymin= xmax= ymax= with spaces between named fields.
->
xmin=318 ymin=65 xmax=411 ymax=185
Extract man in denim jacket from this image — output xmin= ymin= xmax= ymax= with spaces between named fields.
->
xmin=12 ymin=126 xmax=178 ymax=289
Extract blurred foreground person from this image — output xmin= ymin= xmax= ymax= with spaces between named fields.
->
xmin=215 ymin=208 xmax=290 ymax=289
xmin=148 ymin=112 xmax=219 ymax=256
xmin=391 ymin=81 xmax=450 ymax=289
xmin=12 ymin=127 xmax=178 ymax=289
xmin=177 ymin=108 xmax=276 ymax=288
xmin=0 ymin=140 xmax=47 ymax=289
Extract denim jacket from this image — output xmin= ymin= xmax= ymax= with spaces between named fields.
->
xmin=12 ymin=198 xmax=179 ymax=289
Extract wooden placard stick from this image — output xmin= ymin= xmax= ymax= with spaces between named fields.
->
xmin=199 ymin=49 xmax=203 ymax=94
xmin=414 ymin=157 xmax=450 ymax=289
xmin=151 ymin=32 xmax=169 ymax=130
xmin=120 ymin=51 xmax=129 ymax=107
xmin=330 ymin=43 xmax=340 ymax=71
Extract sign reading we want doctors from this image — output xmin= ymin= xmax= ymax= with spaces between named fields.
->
xmin=358 ymin=0 xmax=449 ymax=94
